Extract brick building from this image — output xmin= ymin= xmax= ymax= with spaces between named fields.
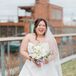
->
xmin=18 ymin=0 xmax=63 ymax=33
xmin=0 ymin=0 xmax=64 ymax=37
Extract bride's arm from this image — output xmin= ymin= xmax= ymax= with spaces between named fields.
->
xmin=44 ymin=52 xmax=58 ymax=64
xmin=49 ymin=50 xmax=58 ymax=61
xmin=48 ymin=42 xmax=59 ymax=61
xmin=20 ymin=34 xmax=31 ymax=60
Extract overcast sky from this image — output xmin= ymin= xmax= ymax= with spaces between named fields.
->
xmin=0 ymin=0 xmax=76 ymax=23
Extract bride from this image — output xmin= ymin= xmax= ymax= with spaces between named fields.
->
xmin=19 ymin=18 xmax=63 ymax=76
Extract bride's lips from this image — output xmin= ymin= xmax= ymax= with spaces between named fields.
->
xmin=39 ymin=29 xmax=44 ymax=32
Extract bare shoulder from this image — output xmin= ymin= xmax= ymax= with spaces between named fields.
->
xmin=23 ymin=33 xmax=34 ymax=40
xmin=25 ymin=33 xmax=34 ymax=37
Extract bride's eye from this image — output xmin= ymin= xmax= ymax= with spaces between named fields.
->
xmin=38 ymin=24 xmax=45 ymax=27
xmin=38 ymin=24 xmax=41 ymax=26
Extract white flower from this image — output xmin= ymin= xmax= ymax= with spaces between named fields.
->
xmin=29 ymin=43 xmax=50 ymax=60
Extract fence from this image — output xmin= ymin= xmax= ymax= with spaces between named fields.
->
xmin=0 ymin=33 xmax=76 ymax=76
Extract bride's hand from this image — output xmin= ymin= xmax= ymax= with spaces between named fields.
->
xmin=27 ymin=56 xmax=32 ymax=61
xmin=35 ymin=62 xmax=41 ymax=67
xmin=34 ymin=59 xmax=49 ymax=67
xmin=32 ymin=59 xmax=41 ymax=67
xmin=44 ymin=59 xmax=49 ymax=64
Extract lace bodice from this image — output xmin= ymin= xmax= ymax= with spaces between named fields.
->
xmin=28 ymin=42 xmax=50 ymax=55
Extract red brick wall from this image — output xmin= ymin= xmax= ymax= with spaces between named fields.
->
xmin=34 ymin=4 xmax=48 ymax=20
xmin=24 ymin=21 xmax=30 ymax=33
xmin=36 ymin=0 xmax=49 ymax=4
xmin=33 ymin=1 xmax=63 ymax=27
xmin=48 ymin=4 xmax=63 ymax=27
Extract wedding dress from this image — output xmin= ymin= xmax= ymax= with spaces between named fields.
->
xmin=19 ymin=42 xmax=59 ymax=76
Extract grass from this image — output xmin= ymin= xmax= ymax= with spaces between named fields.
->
xmin=62 ymin=59 xmax=76 ymax=76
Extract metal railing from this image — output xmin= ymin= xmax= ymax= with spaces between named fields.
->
xmin=0 ymin=33 xmax=76 ymax=76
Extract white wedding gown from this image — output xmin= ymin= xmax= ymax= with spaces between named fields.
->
xmin=19 ymin=42 xmax=60 ymax=76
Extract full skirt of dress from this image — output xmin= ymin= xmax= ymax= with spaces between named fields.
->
xmin=19 ymin=60 xmax=59 ymax=76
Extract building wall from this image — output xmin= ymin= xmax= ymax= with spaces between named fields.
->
xmin=24 ymin=21 xmax=30 ymax=33
xmin=33 ymin=2 xmax=48 ymax=20
xmin=36 ymin=0 xmax=49 ymax=4
xmin=33 ymin=0 xmax=63 ymax=28
xmin=48 ymin=4 xmax=63 ymax=27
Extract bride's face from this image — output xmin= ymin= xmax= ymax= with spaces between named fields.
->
xmin=35 ymin=21 xmax=47 ymax=36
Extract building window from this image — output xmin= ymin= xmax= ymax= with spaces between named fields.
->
xmin=0 ymin=26 xmax=15 ymax=37
xmin=17 ymin=26 xmax=24 ymax=35
xmin=0 ymin=26 xmax=24 ymax=37
xmin=51 ymin=9 xmax=62 ymax=20
xmin=7 ymin=26 xmax=15 ymax=36
xmin=0 ymin=26 xmax=7 ymax=37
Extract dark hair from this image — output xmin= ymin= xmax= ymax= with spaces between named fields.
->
xmin=33 ymin=18 xmax=47 ymax=37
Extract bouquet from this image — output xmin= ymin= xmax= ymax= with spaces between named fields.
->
xmin=28 ymin=43 xmax=50 ymax=66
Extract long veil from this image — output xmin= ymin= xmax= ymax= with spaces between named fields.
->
xmin=45 ymin=26 xmax=63 ymax=76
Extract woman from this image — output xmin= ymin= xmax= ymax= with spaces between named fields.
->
xmin=19 ymin=18 xmax=62 ymax=76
